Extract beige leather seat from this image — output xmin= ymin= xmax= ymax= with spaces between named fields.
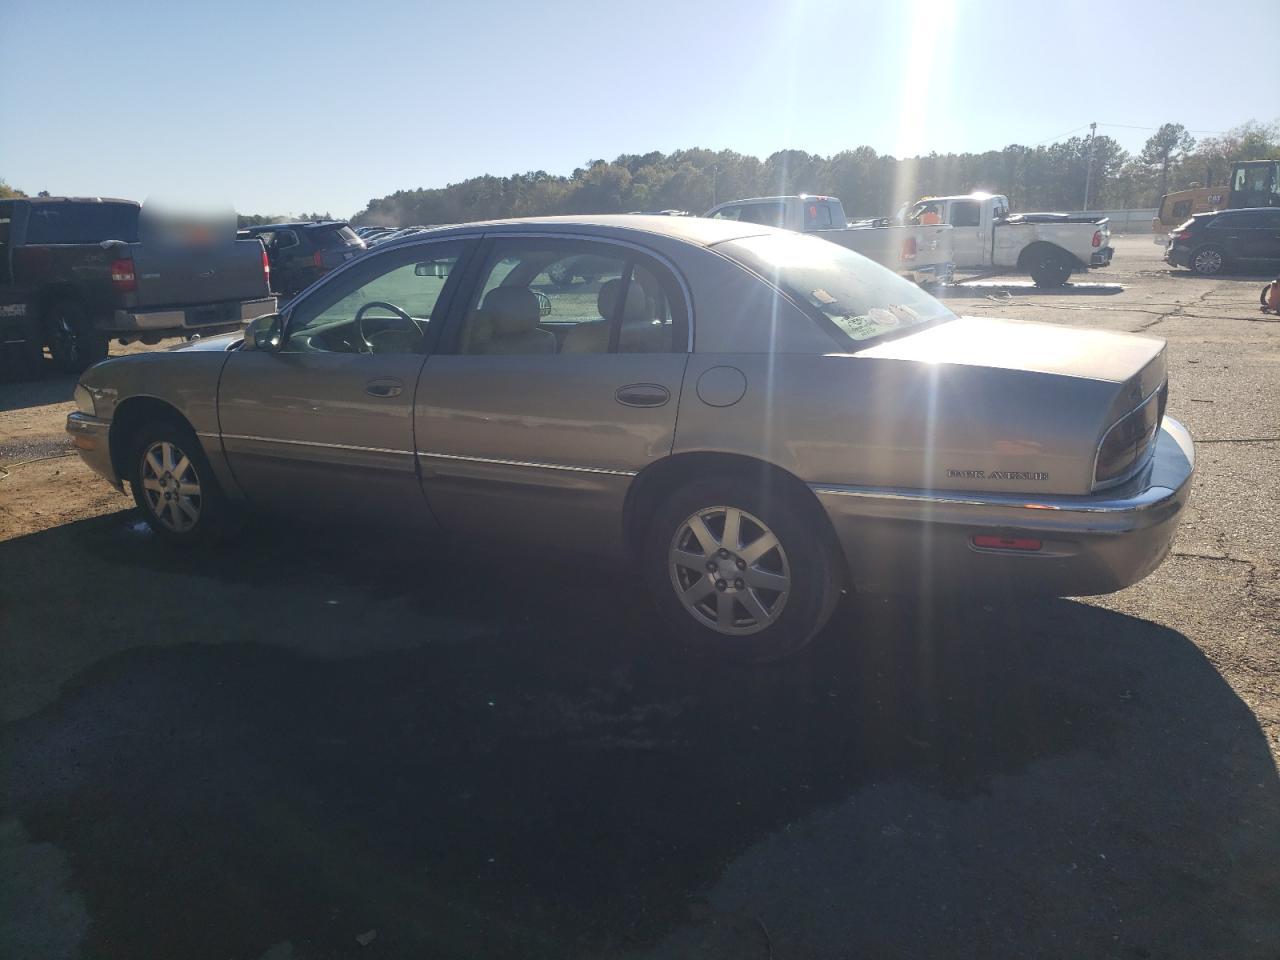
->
xmin=468 ymin=287 xmax=556 ymax=355
xmin=562 ymin=278 xmax=667 ymax=354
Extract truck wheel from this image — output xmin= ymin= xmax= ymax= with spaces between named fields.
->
xmin=643 ymin=475 xmax=843 ymax=662
xmin=1190 ymin=245 xmax=1226 ymax=276
xmin=127 ymin=419 xmax=232 ymax=545
xmin=1029 ymin=251 xmax=1073 ymax=288
xmin=45 ymin=301 xmax=109 ymax=374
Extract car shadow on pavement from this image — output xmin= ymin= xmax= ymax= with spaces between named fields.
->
xmin=939 ymin=280 xmax=1126 ymax=299
xmin=0 ymin=370 xmax=76 ymax=411
xmin=2 ymin=512 xmax=1278 ymax=960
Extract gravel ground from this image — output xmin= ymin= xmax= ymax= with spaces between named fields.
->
xmin=1 ymin=236 xmax=1277 ymax=959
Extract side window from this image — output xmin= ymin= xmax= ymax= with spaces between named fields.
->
xmin=454 ymin=239 xmax=687 ymax=356
xmin=1171 ymin=200 xmax=1192 ymax=221
xmin=709 ymin=207 xmax=742 ymax=221
xmin=276 ymin=230 xmax=300 ymax=250
xmin=737 ymin=203 xmax=787 ymax=227
xmin=283 ymin=243 xmax=465 ymax=355
xmin=950 ymin=201 xmax=981 ymax=227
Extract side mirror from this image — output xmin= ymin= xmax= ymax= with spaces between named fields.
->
xmin=415 ymin=261 xmax=450 ymax=278
xmin=246 ymin=312 xmax=283 ymax=352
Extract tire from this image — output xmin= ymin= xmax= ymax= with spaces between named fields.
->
xmin=45 ymin=301 xmax=108 ymax=374
xmin=643 ymin=475 xmax=843 ymax=662
xmin=127 ymin=419 xmax=232 ymax=545
xmin=1028 ymin=249 xmax=1073 ymax=288
xmin=1190 ymin=244 xmax=1226 ymax=276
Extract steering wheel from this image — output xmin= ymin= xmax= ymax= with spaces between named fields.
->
xmin=354 ymin=301 xmax=422 ymax=352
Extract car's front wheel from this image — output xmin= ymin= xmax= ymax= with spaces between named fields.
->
xmin=128 ymin=420 xmax=230 ymax=544
xmin=644 ymin=476 xmax=843 ymax=662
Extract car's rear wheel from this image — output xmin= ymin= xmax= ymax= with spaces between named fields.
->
xmin=643 ymin=476 xmax=843 ymax=662
xmin=128 ymin=420 xmax=230 ymax=544
xmin=1028 ymin=250 xmax=1073 ymax=288
xmin=45 ymin=301 xmax=108 ymax=374
xmin=1190 ymin=244 xmax=1226 ymax=276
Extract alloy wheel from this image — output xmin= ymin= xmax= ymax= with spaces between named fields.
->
xmin=1193 ymin=248 xmax=1223 ymax=274
xmin=668 ymin=506 xmax=790 ymax=635
xmin=140 ymin=440 xmax=202 ymax=533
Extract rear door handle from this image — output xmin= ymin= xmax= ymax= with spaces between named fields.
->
xmin=615 ymin=383 xmax=670 ymax=408
xmin=365 ymin=377 xmax=403 ymax=398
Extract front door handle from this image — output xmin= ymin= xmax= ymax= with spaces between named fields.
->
xmin=615 ymin=383 xmax=670 ymax=408
xmin=365 ymin=377 xmax=403 ymax=398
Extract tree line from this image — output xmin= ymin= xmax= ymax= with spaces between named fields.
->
xmin=350 ymin=120 xmax=1279 ymax=227
xmin=4 ymin=120 xmax=1275 ymax=226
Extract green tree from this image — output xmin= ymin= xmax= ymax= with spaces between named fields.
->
xmin=1140 ymin=123 xmax=1196 ymax=199
xmin=0 ymin=178 xmax=26 ymax=199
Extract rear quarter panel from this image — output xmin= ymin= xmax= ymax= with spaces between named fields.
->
xmin=675 ymin=352 xmax=1118 ymax=496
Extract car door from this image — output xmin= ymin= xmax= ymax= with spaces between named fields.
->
xmin=1232 ymin=209 xmax=1280 ymax=263
xmin=946 ymin=199 xmax=984 ymax=265
xmin=217 ymin=237 xmax=476 ymax=528
xmin=414 ymin=235 xmax=690 ymax=557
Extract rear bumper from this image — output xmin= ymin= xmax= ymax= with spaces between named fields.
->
xmin=66 ymin=412 xmax=121 ymax=489
xmin=812 ymin=417 xmax=1195 ymax=597
xmin=98 ymin=296 xmax=277 ymax=333
xmin=1164 ymin=244 xmax=1192 ymax=268
xmin=1090 ymin=245 xmax=1115 ymax=267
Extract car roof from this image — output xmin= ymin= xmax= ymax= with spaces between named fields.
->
xmin=17 ymin=196 xmax=138 ymax=206
xmin=373 ymin=214 xmax=776 ymax=250
xmin=250 ymin=220 xmax=349 ymax=230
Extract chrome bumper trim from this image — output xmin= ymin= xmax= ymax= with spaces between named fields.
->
xmin=418 ymin=450 xmax=638 ymax=477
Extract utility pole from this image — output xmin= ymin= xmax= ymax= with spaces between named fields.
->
xmin=1082 ymin=121 xmax=1097 ymax=211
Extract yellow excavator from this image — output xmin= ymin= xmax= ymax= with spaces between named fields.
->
xmin=1153 ymin=159 xmax=1280 ymax=240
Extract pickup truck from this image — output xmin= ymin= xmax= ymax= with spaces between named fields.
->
xmin=704 ymin=195 xmax=954 ymax=285
xmin=0 ymin=196 xmax=276 ymax=373
xmin=903 ymin=193 xmax=1113 ymax=287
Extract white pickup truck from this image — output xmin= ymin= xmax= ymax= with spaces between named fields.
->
xmin=704 ymin=195 xmax=954 ymax=286
xmin=903 ymin=193 xmax=1113 ymax=287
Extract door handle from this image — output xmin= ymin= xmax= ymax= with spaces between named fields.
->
xmin=364 ymin=377 xmax=403 ymax=398
xmin=615 ymin=383 xmax=670 ymax=408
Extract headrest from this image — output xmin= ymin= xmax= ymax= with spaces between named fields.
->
xmin=481 ymin=286 xmax=541 ymax=335
xmin=597 ymin=278 xmax=648 ymax=324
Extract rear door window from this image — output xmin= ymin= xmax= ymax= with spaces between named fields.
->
xmin=804 ymin=202 xmax=833 ymax=229
xmin=308 ymin=225 xmax=360 ymax=249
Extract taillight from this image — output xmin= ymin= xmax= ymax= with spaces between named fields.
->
xmin=1094 ymin=383 xmax=1165 ymax=486
xmin=110 ymin=258 xmax=137 ymax=292
xmin=312 ymin=250 xmax=324 ymax=268
xmin=1092 ymin=230 xmax=1102 ymax=248
xmin=900 ymin=237 xmax=918 ymax=262
xmin=1173 ymin=229 xmax=1193 ymax=242
xmin=261 ymin=247 xmax=270 ymax=284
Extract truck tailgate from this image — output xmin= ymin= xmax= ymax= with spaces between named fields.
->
xmin=128 ymin=239 xmax=269 ymax=309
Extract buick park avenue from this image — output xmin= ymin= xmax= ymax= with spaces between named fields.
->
xmin=67 ymin=216 xmax=1194 ymax=661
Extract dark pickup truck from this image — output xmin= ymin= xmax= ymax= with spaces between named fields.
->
xmin=0 ymin=196 xmax=276 ymax=373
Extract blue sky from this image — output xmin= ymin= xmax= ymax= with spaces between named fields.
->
xmin=2 ymin=0 xmax=1276 ymax=217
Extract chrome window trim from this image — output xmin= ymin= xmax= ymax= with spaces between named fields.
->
xmin=418 ymin=450 xmax=638 ymax=477
xmin=1091 ymin=380 xmax=1167 ymax=492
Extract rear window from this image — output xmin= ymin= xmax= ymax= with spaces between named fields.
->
xmin=307 ymin=225 xmax=361 ymax=248
xmin=721 ymin=232 xmax=955 ymax=345
xmin=24 ymin=202 xmax=139 ymax=244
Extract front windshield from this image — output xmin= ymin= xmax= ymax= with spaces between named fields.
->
xmin=720 ymin=232 xmax=956 ymax=346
